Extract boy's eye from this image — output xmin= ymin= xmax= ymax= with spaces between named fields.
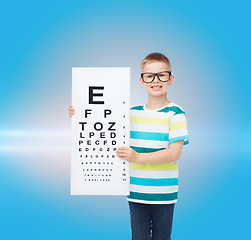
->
xmin=159 ymin=74 xmax=164 ymax=77
xmin=145 ymin=74 xmax=153 ymax=78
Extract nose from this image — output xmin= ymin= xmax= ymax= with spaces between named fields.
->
xmin=152 ymin=73 xmax=160 ymax=82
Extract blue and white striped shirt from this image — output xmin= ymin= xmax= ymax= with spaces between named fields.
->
xmin=127 ymin=102 xmax=189 ymax=204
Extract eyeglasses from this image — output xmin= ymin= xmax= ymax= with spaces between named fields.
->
xmin=141 ymin=71 xmax=172 ymax=83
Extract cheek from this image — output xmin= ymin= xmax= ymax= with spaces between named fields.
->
xmin=162 ymin=85 xmax=169 ymax=93
xmin=145 ymin=85 xmax=151 ymax=91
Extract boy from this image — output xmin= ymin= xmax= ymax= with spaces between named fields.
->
xmin=69 ymin=52 xmax=189 ymax=240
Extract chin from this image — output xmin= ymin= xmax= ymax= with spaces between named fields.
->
xmin=149 ymin=92 xmax=165 ymax=96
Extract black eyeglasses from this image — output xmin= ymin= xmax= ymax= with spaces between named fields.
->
xmin=141 ymin=71 xmax=172 ymax=83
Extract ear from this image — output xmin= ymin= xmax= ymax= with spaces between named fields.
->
xmin=169 ymin=74 xmax=175 ymax=85
xmin=139 ymin=77 xmax=144 ymax=87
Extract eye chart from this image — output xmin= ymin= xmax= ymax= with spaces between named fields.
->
xmin=71 ymin=67 xmax=130 ymax=195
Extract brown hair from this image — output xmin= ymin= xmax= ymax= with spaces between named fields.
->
xmin=140 ymin=52 xmax=171 ymax=71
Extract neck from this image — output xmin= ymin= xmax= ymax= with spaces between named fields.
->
xmin=146 ymin=95 xmax=171 ymax=109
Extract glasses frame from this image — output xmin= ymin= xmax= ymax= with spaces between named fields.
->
xmin=141 ymin=71 xmax=172 ymax=83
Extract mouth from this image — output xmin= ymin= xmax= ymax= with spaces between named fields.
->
xmin=151 ymin=85 xmax=162 ymax=90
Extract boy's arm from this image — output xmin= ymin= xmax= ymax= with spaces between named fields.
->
xmin=136 ymin=140 xmax=184 ymax=164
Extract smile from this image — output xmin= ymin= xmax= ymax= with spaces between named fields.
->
xmin=151 ymin=85 xmax=162 ymax=90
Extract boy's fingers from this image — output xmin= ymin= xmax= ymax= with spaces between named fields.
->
xmin=117 ymin=153 xmax=126 ymax=157
xmin=69 ymin=104 xmax=75 ymax=109
xmin=119 ymin=147 xmax=129 ymax=150
xmin=117 ymin=149 xmax=127 ymax=153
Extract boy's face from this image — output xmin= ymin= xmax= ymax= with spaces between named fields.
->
xmin=140 ymin=61 xmax=174 ymax=97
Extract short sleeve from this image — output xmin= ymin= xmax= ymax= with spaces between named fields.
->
xmin=169 ymin=110 xmax=189 ymax=146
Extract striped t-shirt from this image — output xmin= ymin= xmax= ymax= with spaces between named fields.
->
xmin=127 ymin=102 xmax=189 ymax=204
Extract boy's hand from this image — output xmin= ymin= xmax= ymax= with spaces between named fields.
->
xmin=69 ymin=104 xmax=75 ymax=117
xmin=115 ymin=147 xmax=139 ymax=163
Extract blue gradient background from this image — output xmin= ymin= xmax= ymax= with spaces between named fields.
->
xmin=1 ymin=0 xmax=250 ymax=239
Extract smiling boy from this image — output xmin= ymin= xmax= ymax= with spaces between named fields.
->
xmin=115 ymin=52 xmax=189 ymax=240
xmin=69 ymin=52 xmax=189 ymax=240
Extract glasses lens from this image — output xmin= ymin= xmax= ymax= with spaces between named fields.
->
xmin=158 ymin=72 xmax=170 ymax=81
xmin=143 ymin=73 xmax=154 ymax=82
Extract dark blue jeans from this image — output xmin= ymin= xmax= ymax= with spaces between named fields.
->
xmin=128 ymin=201 xmax=175 ymax=240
